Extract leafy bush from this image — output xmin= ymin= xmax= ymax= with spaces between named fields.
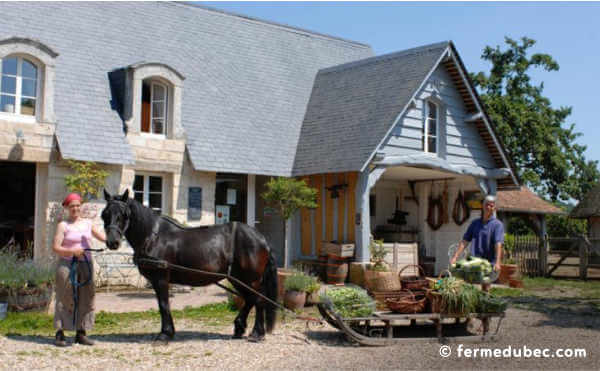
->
xmin=368 ymin=239 xmax=389 ymax=272
xmin=320 ymin=286 xmax=375 ymax=318
xmin=0 ymin=250 xmax=54 ymax=296
xmin=64 ymin=160 xmax=109 ymax=201
xmin=284 ymin=271 xmax=319 ymax=293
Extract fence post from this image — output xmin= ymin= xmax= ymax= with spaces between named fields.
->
xmin=579 ymin=237 xmax=588 ymax=280
xmin=538 ymin=234 xmax=547 ymax=277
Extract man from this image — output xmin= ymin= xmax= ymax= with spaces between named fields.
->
xmin=450 ymin=195 xmax=504 ymax=272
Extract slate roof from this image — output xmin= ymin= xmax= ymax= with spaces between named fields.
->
xmin=292 ymin=41 xmax=450 ymax=176
xmin=570 ymin=183 xmax=600 ymax=218
xmin=0 ymin=2 xmax=372 ymax=172
xmin=496 ymin=186 xmax=565 ymax=215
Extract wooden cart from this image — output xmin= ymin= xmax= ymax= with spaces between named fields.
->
xmin=317 ymin=302 xmax=505 ymax=346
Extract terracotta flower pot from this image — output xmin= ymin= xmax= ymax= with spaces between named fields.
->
xmin=277 ymin=268 xmax=294 ymax=300
xmin=283 ymin=290 xmax=306 ymax=310
xmin=499 ymin=264 xmax=518 ymax=284
xmin=509 ymin=278 xmax=524 ymax=288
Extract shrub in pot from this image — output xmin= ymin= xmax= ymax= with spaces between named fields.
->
xmin=0 ymin=249 xmax=55 ymax=312
xmin=364 ymin=239 xmax=400 ymax=292
xmin=283 ymin=271 xmax=319 ymax=310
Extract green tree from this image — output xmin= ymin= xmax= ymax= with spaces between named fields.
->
xmin=64 ymin=160 xmax=109 ymax=202
xmin=471 ymin=37 xmax=599 ymax=202
xmin=261 ymin=177 xmax=317 ymax=267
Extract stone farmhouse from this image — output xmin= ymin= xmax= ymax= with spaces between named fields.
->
xmin=0 ymin=3 xmax=518 ymax=275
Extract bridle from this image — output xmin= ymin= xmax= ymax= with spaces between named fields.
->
xmin=104 ymin=200 xmax=130 ymax=241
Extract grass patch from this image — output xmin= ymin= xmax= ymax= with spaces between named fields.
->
xmin=523 ymin=277 xmax=600 ymax=298
xmin=489 ymin=287 xmax=523 ymax=297
xmin=0 ymin=302 xmax=237 ymax=336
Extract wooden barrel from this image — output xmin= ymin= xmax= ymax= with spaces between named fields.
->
xmin=326 ymin=255 xmax=348 ymax=284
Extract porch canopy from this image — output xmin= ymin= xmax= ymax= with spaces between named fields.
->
xmin=354 ymin=154 xmax=513 ymax=262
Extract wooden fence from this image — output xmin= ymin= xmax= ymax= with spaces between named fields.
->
xmin=511 ymin=235 xmax=600 ymax=279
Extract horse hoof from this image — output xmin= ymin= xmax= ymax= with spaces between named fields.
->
xmin=153 ymin=333 xmax=172 ymax=345
xmin=232 ymin=334 xmax=244 ymax=340
xmin=247 ymin=334 xmax=265 ymax=343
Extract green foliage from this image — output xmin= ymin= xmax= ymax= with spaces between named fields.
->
xmin=368 ymin=239 xmax=389 ymax=272
xmin=546 ymin=212 xmax=587 ymax=237
xmin=471 ymin=37 xmax=599 ymax=202
xmin=320 ymin=286 xmax=375 ymax=318
xmin=64 ymin=160 xmax=109 ymax=202
xmin=283 ymin=270 xmax=320 ymax=293
xmin=261 ymin=177 xmax=317 ymax=220
xmin=0 ymin=250 xmax=54 ymax=294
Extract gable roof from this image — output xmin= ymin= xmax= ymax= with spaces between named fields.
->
xmin=570 ymin=183 xmax=600 ymax=219
xmin=292 ymin=42 xmax=449 ymax=176
xmin=496 ymin=186 xmax=565 ymax=215
xmin=292 ymin=41 xmax=518 ymax=188
xmin=0 ymin=2 xmax=372 ymax=171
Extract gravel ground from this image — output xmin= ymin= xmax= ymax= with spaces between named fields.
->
xmin=1 ymin=306 xmax=598 ymax=370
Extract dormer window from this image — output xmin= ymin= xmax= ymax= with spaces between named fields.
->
xmin=423 ymin=100 xmax=438 ymax=153
xmin=126 ymin=62 xmax=184 ymax=139
xmin=141 ymin=80 xmax=168 ymax=135
xmin=0 ymin=56 xmax=39 ymax=117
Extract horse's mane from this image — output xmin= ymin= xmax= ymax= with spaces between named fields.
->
xmin=127 ymin=198 xmax=211 ymax=231
xmin=160 ymin=215 xmax=212 ymax=231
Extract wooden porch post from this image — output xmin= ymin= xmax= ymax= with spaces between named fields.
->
xmin=355 ymin=167 xmax=386 ymax=263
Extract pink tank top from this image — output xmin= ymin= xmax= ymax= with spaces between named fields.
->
xmin=62 ymin=220 xmax=93 ymax=261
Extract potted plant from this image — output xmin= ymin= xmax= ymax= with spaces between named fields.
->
xmin=364 ymin=239 xmax=400 ymax=292
xmin=499 ymin=234 xmax=518 ymax=284
xmin=0 ymin=247 xmax=55 ymax=312
xmin=283 ymin=271 xmax=318 ymax=310
xmin=304 ymin=276 xmax=322 ymax=306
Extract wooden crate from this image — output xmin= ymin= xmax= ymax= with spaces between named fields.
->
xmin=322 ymin=241 xmax=355 ymax=258
xmin=382 ymin=242 xmax=419 ymax=276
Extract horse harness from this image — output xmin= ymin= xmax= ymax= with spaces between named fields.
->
xmin=129 ymin=221 xmax=322 ymax=325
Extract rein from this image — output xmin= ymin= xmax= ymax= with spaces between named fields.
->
xmin=104 ymin=200 xmax=322 ymax=325
xmin=135 ymin=255 xmax=323 ymax=325
xmin=69 ymin=248 xmax=104 ymax=327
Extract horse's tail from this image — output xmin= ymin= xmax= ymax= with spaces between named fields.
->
xmin=263 ymin=251 xmax=278 ymax=333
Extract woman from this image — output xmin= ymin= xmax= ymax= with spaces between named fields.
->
xmin=52 ymin=193 xmax=106 ymax=347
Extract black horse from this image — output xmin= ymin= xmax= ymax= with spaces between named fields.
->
xmin=101 ymin=189 xmax=278 ymax=342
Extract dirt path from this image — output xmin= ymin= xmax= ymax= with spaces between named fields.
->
xmin=93 ymin=285 xmax=227 ymax=313
xmin=2 ymin=306 xmax=598 ymax=369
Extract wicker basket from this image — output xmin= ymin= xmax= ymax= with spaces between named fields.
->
xmin=399 ymin=265 xmax=430 ymax=291
xmin=385 ymin=290 xmax=427 ymax=314
xmin=426 ymin=290 xmax=445 ymax=313
xmin=370 ymin=290 xmax=414 ymax=310
xmin=364 ymin=270 xmax=401 ymax=292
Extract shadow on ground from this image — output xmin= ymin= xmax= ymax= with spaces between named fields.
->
xmin=507 ymin=296 xmax=600 ymax=331
xmin=5 ymin=330 xmax=235 ymax=346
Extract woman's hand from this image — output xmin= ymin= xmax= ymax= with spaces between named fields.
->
xmin=72 ymin=246 xmax=85 ymax=258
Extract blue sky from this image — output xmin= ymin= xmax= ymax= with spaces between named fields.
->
xmin=201 ymin=1 xmax=600 ymax=166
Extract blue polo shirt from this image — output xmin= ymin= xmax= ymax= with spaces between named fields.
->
xmin=463 ymin=216 xmax=504 ymax=264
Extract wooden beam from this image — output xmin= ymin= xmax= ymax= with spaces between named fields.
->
xmin=313 ymin=175 xmax=323 ymax=256
xmin=465 ymin=112 xmax=483 ymax=122
xmin=347 ymin=172 xmax=357 ymax=243
xmin=337 ymin=173 xmax=346 ymax=242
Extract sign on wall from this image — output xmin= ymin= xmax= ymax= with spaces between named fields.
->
xmin=216 ymin=205 xmax=230 ymax=224
xmin=188 ymin=187 xmax=202 ymax=221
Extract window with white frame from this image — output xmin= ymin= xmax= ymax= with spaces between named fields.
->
xmin=422 ymin=100 xmax=438 ymax=153
xmin=133 ymin=174 xmax=163 ymax=213
xmin=141 ymin=79 xmax=168 ymax=136
xmin=0 ymin=56 xmax=39 ymax=117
